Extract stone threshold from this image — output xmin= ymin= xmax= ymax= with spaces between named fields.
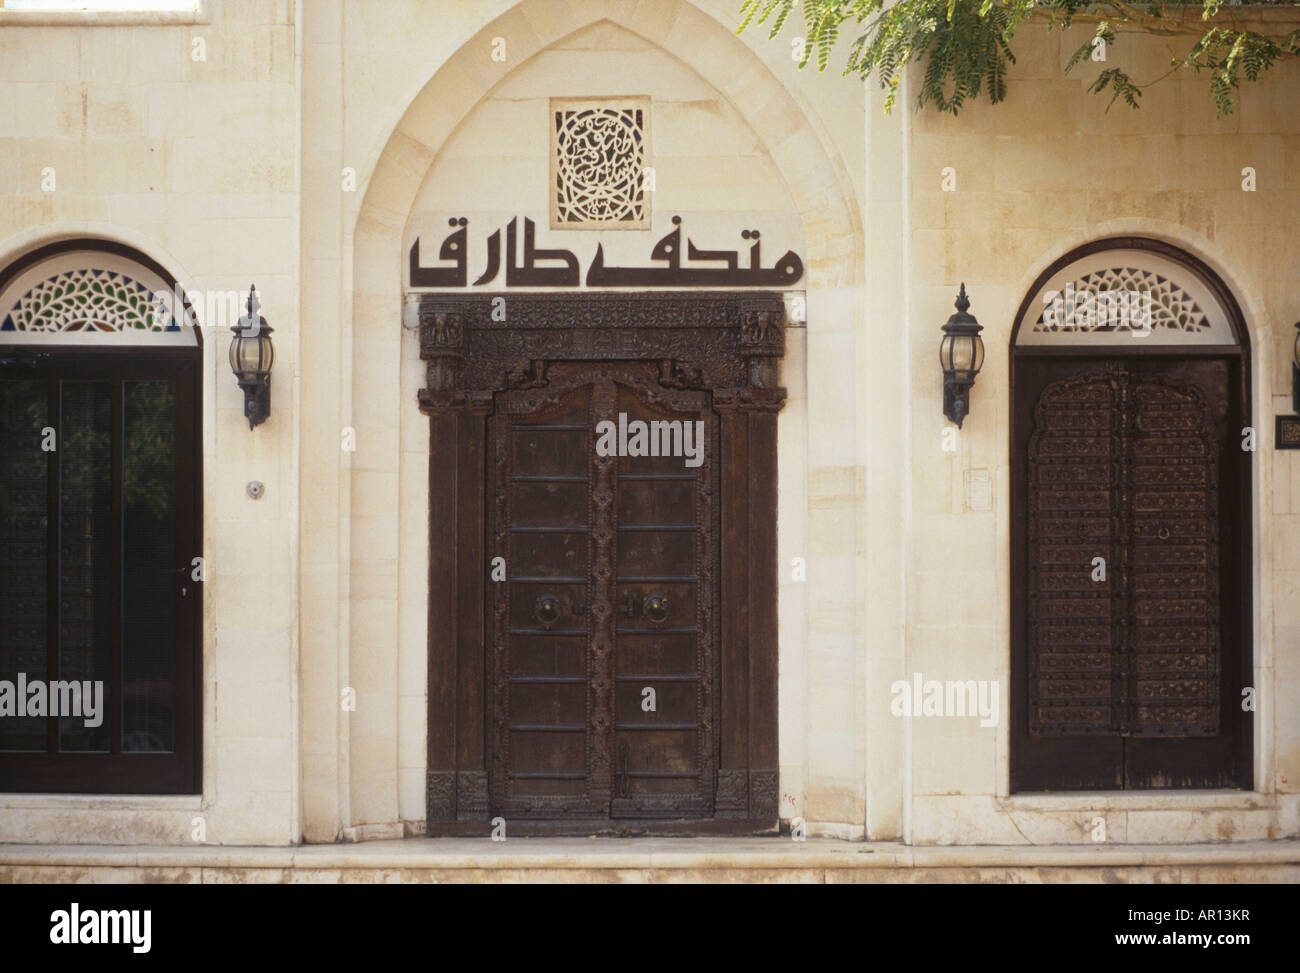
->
xmin=2 ymin=837 xmax=1298 ymax=880
xmin=998 ymin=790 xmax=1278 ymax=811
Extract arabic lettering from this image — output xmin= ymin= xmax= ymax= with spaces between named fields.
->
xmin=408 ymin=215 xmax=804 ymax=289
xmin=409 ymin=217 xmax=468 ymax=288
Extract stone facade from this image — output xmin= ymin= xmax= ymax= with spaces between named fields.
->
xmin=0 ymin=0 xmax=1296 ymax=851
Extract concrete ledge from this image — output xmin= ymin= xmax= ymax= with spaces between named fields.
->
xmin=2 ymin=838 xmax=1297 ymax=883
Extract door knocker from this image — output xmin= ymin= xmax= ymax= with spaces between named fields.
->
xmin=642 ymin=593 xmax=670 ymax=624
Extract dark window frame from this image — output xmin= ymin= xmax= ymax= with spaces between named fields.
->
xmin=0 ymin=240 xmax=202 ymax=795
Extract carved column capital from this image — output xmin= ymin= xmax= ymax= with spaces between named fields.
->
xmin=738 ymin=298 xmax=785 ymax=394
xmin=419 ymin=302 xmax=467 ymax=402
xmin=738 ymin=299 xmax=784 ymax=352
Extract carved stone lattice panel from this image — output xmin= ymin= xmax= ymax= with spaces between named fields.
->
xmin=1028 ymin=368 xmax=1220 ymax=738
xmin=1 ymin=268 xmax=175 ymax=334
xmin=552 ymin=99 xmax=649 ymax=229
xmin=1014 ymin=241 xmax=1239 ymax=347
xmin=1032 ymin=267 xmax=1208 ymax=334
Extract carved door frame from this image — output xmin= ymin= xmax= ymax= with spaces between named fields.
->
xmin=417 ymin=292 xmax=786 ymax=834
xmin=1008 ymin=237 xmax=1254 ymax=791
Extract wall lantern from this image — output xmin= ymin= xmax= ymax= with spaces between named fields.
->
xmin=939 ymin=282 xmax=985 ymax=428
xmin=1292 ymin=321 xmax=1300 ymax=415
xmin=229 ymin=285 xmax=274 ymax=428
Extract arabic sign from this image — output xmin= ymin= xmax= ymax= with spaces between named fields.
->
xmin=409 ymin=215 xmax=804 ymax=289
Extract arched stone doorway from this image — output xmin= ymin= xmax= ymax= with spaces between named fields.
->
xmin=1009 ymin=237 xmax=1252 ymax=790
xmin=313 ymin=0 xmax=866 ymax=841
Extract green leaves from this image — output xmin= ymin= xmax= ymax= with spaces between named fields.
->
xmin=1089 ymin=68 xmax=1143 ymax=109
xmin=739 ymin=0 xmax=1025 ymax=113
xmin=737 ymin=0 xmax=1300 ymax=116
xmin=1178 ymin=22 xmax=1295 ymax=115
xmin=1065 ymin=22 xmax=1114 ymax=75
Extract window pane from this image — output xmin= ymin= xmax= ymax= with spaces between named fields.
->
xmin=4 ymin=1 xmax=198 ymax=10
xmin=0 ymin=379 xmax=49 ymax=752
xmin=58 ymin=381 xmax=112 ymax=753
xmin=122 ymin=380 xmax=174 ymax=753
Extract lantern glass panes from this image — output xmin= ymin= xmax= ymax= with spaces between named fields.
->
xmin=229 ymin=318 xmax=273 ymax=383
xmin=940 ymin=329 xmax=984 ymax=375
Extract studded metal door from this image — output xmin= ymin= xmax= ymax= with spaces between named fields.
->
xmin=1028 ymin=365 xmax=1220 ymax=738
xmin=487 ymin=363 xmax=716 ymax=821
xmin=1013 ymin=356 xmax=1248 ymax=790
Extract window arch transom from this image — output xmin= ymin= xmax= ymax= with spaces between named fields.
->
xmin=0 ymin=249 xmax=195 ymax=346
xmin=1014 ymin=245 xmax=1238 ymax=347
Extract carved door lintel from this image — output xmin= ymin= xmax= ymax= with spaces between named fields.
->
xmin=415 ymin=292 xmax=786 ymax=415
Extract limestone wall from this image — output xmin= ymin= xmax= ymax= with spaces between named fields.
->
xmin=895 ymin=19 xmax=1300 ymax=843
xmin=324 ymin=0 xmax=868 ymax=841
xmin=1 ymin=0 xmax=1295 ymax=849
xmin=0 ymin=0 xmax=300 ymax=845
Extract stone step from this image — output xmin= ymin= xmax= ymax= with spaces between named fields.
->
xmin=3 ymin=838 xmax=1297 ymax=883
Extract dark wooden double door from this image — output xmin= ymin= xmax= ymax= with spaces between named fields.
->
xmin=1012 ymin=353 xmax=1251 ymax=790
xmin=489 ymin=363 xmax=718 ymax=821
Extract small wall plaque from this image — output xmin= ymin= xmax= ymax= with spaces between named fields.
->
xmin=1276 ymin=415 xmax=1300 ymax=449
xmin=964 ymin=468 xmax=992 ymax=511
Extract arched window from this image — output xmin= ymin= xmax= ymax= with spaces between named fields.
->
xmin=0 ymin=240 xmax=200 ymax=794
xmin=1013 ymin=242 xmax=1241 ymax=348
xmin=1010 ymin=238 xmax=1251 ymax=792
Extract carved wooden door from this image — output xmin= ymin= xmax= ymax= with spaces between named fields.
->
xmin=1012 ymin=355 xmax=1249 ymax=790
xmin=488 ymin=362 xmax=717 ymax=821
xmin=421 ymin=292 xmax=783 ymax=835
